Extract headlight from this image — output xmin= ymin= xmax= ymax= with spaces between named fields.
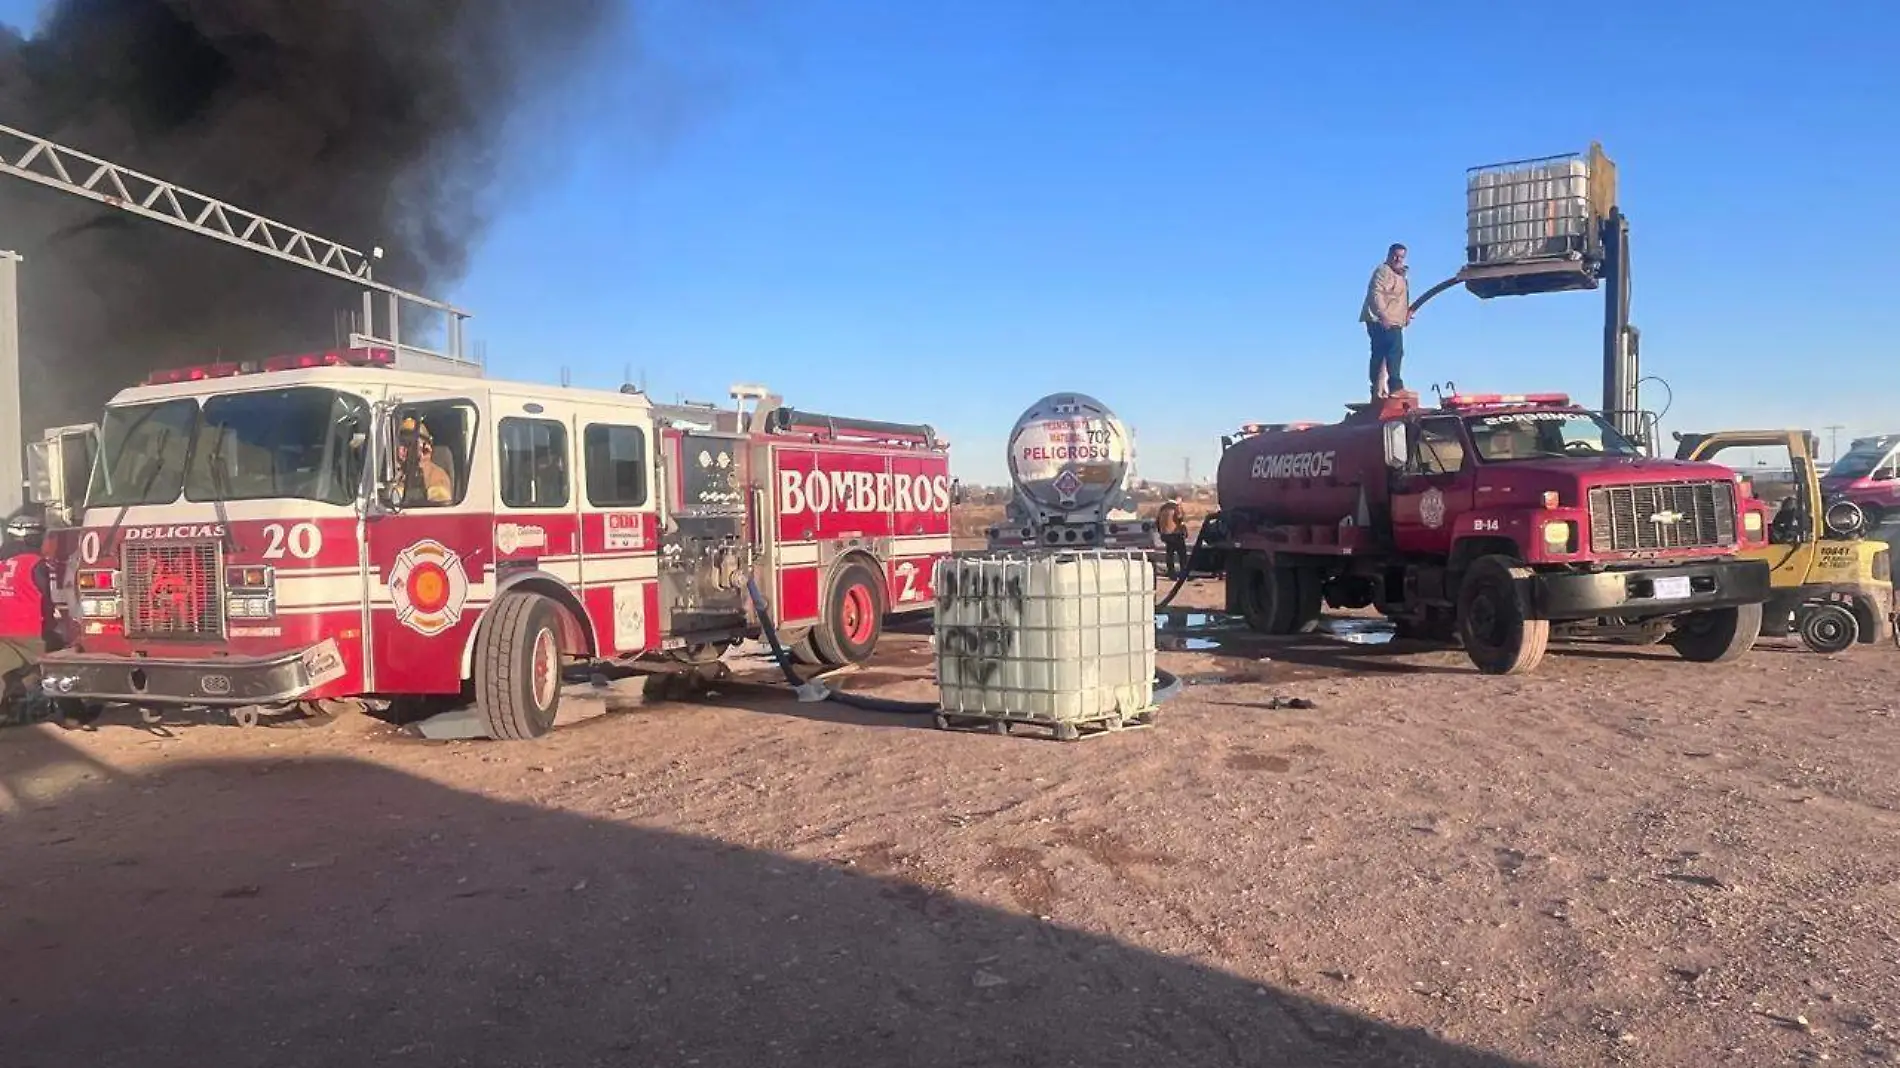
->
xmin=1542 ymin=520 xmax=1576 ymax=553
xmin=79 ymin=596 xmax=120 ymax=619
xmin=225 ymin=596 xmax=276 ymax=619
xmin=1743 ymin=510 xmax=1764 ymax=535
xmin=1876 ymin=549 xmax=1891 ymax=583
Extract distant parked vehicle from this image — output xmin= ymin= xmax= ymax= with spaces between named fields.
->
xmin=1821 ymin=435 xmax=1900 ymax=527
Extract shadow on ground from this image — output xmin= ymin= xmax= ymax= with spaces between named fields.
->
xmin=0 ymin=727 xmax=1543 ymax=1068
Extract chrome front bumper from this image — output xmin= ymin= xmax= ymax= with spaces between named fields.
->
xmin=37 ymin=642 xmax=340 ymax=707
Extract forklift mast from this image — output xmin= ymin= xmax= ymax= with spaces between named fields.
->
xmin=1600 ymin=206 xmax=1641 ymax=443
xmin=1411 ymin=143 xmax=1650 ymax=449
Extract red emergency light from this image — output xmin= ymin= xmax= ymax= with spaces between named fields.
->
xmin=1441 ymin=392 xmax=1572 ymax=410
xmin=142 ymin=346 xmax=396 ymax=385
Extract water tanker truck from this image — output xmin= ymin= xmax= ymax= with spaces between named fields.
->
xmin=1214 ymin=391 xmax=1774 ymax=674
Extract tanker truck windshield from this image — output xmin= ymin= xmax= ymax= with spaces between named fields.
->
xmin=1464 ymin=411 xmax=1641 ymax=462
xmin=88 ymin=388 xmax=370 ymax=509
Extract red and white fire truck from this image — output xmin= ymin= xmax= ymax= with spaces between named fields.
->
xmin=31 ymin=347 xmax=954 ymax=738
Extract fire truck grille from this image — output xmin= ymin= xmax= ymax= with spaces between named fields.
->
xmin=121 ymin=542 xmax=225 ymax=639
xmin=1588 ymin=481 xmax=1736 ymax=554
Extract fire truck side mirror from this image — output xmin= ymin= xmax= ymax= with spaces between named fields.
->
xmin=373 ymin=403 xmax=402 ymax=510
xmin=950 ymin=478 xmax=966 ymax=506
xmin=1382 ymin=421 xmax=1410 ymax=470
xmin=25 ymin=440 xmax=54 ymax=507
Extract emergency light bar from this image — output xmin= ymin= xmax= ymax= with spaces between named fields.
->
xmin=1441 ymin=392 xmax=1572 ymax=410
xmin=142 ymin=346 xmax=396 ymax=385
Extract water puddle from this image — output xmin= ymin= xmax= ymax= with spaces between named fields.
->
xmin=1320 ymin=619 xmax=1396 ymax=645
xmin=1157 ymin=634 xmax=1221 ymax=652
xmin=1156 ymin=611 xmax=1245 ymax=631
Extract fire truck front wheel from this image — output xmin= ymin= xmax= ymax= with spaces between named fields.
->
xmin=474 ymin=592 xmax=566 ymax=740
xmin=813 ymin=561 xmax=886 ymax=665
xmin=1457 ymin=555 xmax=1551 ymax=676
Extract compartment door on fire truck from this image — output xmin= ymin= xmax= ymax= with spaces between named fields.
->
xmin=575 ymin=406 xmax=660 ymax=657
xmin=657 ymin=427 xmax=749 ymax=637
xmin=1391 ymin=415 xmax=1473 ymax=556
xmin=367 ymin=392 xmax=488 ymax=695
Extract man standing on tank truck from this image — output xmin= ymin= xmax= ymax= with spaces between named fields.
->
xmin=1361 ymin=242 xmax=1411 ymax=398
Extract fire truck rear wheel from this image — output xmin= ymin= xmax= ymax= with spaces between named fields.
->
xmin=1238 ymin=559 xmax=1299 ymax=635
xmin=475 ymin=592 xmax=566 ymax=740
xmin=1670 ymin=602 xmax=1764 ymax=663
xmin=790 ymin=633 xmax=828 ymax=666
xmin=1456 ymin=555 xmax=1550 ymax=676
xmin=1293 ymin=567 xmax=1324 ymax=633
xmin=813 ymin=562 xmax=885 ymax=665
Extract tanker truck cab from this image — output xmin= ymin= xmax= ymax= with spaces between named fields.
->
xmin=1216 ymin=391 xmax=1773 ymax=675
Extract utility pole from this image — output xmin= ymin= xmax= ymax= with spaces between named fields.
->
xmin=1825 ymin=425 xmax=1845 ymax=464
xmin=0 ymin=251 xmax=19 ymax=517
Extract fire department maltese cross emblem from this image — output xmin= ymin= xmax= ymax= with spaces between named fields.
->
xmin=1419 ymin=487 xmax=1447 ymax=530
xmin=389 ymin=538 xmax=471 ymax=637
xmin=1052 ymin=468 xmax=1083 ymax=502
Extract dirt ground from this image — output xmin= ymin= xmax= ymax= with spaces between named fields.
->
xmin=4 ymin=581 xmax=1899 ymax=1067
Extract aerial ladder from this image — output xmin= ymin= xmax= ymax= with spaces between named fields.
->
xmin=0 ymin=121 xmax=478 ymax=514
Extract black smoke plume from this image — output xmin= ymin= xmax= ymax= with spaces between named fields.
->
xmin=0 ymin=0 xmax=617 ymax=432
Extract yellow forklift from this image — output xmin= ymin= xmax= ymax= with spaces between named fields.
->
xmin=1674 ymin=429 xmax=1892 ymax=652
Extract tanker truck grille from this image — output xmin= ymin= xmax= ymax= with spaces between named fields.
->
xmin=1588 ymin=481 xmax=1736 ymax=554
xmin=121 ymin=541 xmax=225 ymax=639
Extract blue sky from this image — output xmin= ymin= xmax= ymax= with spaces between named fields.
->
xmin=6 ymin=1 xmax=1899 ymax=483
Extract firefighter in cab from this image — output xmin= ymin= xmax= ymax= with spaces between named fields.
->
xmin=394 ymin=416 xmax=454 ymax=506
xmin=0 ymin=512 xmax=57 ymax=720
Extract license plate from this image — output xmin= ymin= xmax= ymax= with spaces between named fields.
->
xmin=1654 ymin=576 xmax=1693 ymax=601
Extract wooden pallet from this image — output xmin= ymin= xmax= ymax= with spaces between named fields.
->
xmin=931 ymin=708 xmax=1157 ymax=742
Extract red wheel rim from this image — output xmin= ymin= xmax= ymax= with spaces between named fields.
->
xmin=841 ymin=584 xmax=875 ymax=646
xmin=531 ymin=629 xmax=558 ymax=710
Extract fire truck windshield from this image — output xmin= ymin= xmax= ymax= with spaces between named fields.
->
xmin=1463 ymin=411 xmax=1642 ymax=463
xmin=88 ymin=388 xmax=370 ymax=508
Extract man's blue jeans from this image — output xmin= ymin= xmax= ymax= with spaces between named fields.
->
xmin=1367 ymin=323 xmax=1404 ymax=393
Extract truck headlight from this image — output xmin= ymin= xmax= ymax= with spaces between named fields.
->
xmin=79 ymin=596 xmax=120 ymax=619
xmin=1543 ymin=520 xmax=1576 ymax=553
xmin=1876 ymin=549 xmax=1891 ymax=583
xmin=1743 ymin=510 xmax=1764 ymax=535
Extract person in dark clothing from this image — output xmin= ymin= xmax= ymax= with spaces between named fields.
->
xmin=1155 ymin=498 xmax=1189 ymax=580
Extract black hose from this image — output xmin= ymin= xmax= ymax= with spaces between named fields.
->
xmin=1156 ymin=524 xmax=1215 ymax=610
xmin=747 ymin=574 xmax=808 ymax=690
xmin=743 ymin=575 xmax=1181 ymax=715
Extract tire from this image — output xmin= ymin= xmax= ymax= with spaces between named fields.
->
xmin=1456 ymin=555 xmax=1550 ymax=675
xmin=1239 ymin=560 xmax=1300 ymax=635
xmin=474 ymin=592 xmax=565 ymax=740
xmin=812 ymin=561 xmax=885 ymax=665
xmin=1669 ymin=602 xmax=1763 ymax=664
xmin=1798 ymin=602 xmax=1859 ymax=654
xmin=1293 ymin=567 xmax=1324 ymax=633
xmin=789 ymin=633 xmax=828 ymax=666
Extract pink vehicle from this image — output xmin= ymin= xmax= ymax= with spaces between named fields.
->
xmin=1821 ymin=435 xmax=1900 ymax=527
